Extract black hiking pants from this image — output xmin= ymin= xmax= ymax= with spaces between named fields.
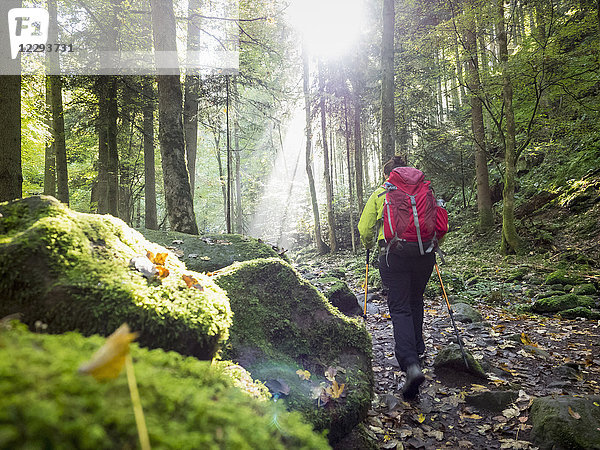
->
xmin=379 ymin=249 xmax=435 ymax=372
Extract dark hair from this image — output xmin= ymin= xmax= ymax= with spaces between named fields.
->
xmin=383 ymin=155 xmax=407 ymax=176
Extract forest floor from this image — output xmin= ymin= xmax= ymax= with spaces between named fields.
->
xmin=298 ymin=253 xmax=600 ymax=450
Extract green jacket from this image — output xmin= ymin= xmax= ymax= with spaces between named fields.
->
xmin=357 ymin=186 xmax=386 ymax=250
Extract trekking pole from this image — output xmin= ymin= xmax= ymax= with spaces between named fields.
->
xmin=362 ymin=249 xmax=370 ymax=319
xmin=435 ymin=263 xmax=469 ymax=369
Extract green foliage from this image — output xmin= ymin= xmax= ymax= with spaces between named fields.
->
xmin=0 ymin=196 xmax=231 ymax=360
xmin=532 ymin=294 xmax=594 ymax=314
xmin=0 ymin=322 xmax=329 ymax=449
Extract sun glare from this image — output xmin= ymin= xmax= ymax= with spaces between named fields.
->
xmin=286 ymin=0 xmax=364 ymax=58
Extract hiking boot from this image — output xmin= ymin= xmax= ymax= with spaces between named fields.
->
xmin=402 ymin=364 xmax=425 ymax=400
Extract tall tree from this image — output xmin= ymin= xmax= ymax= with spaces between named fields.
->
xmin=106 ymin=77 xmax=119 ymax=216
xmin=381 ymin=0 xmax=396 ymax=164
xmin=48 ymin=74 xmax=69 ymax=205
xmin=319 ymin=61 xmax=337 ymax=252
xmin=0 ymin=0 xmax=22 ymax=202
xmin=183 ymin=0 xmax=200 ymax=194
xmin=150 ymin=0 xmax=198 ymax=234
xmin=464 ymin=17 xmax=493 ymax=230
xmin=497 ymin=0 xmax=519 ymax=254
xmin=302 ymin=45 xmax=328 ymax=254
xmin=44 ymin=0 xmax=58 ymax=198
xmin=350 ymin=63 xmax=365 ymax=213
xmin=142 ymin=77 xmax=158 ymax=230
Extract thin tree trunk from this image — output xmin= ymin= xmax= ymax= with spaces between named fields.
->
xmin=106 ymin=77 xmax=119 ymax=216
xmin=49 ymin=75 xmax=69 ymax=205
xmin=302 ymin=44 xmax=327 ymax=254
xmin=234 ymin=81 xmax=243 ymax=234
xmin=183 ymin=0 xmax=200 ymax=194
xmin=96 ymin=77 xmax=109 ymax=214
xmin=44 ymin=78 xmax=56 ymax=197
xmin=352 ymin=79 xmax=365 ymax=213
xmin=497 ymin=0 xmax=520 ymax=254
xmin=465 ymin=25 xmax=493 ymax=230
xmin=142 ymin=77 xmax=158 ymax=229
xmin=318 ymin=61 xmax=337 ymax=252
xmin=225 ymin=75 xmax=232 ymax=233
xmin=344 ymin=97 xmax=356 ymax=253
xmin=453 ymin=33 xmax=467 ymax=106
xmin=151 ymin=0 xmax=198 ymax=234
xmin=381 ymin=0 xmax=395 ymax=165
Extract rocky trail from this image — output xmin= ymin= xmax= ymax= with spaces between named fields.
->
xmin=301 ymin=256 xmax=600 ymax=450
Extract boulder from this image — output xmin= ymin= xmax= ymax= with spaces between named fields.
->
xmin=559 ymin=307 xmax=600 ymax=320
xmin=544 ymin=269 xmax=581 ymax=286
xmin=0 ymin=196 xmax=231 ymax=360
xmin=465 ymin=390 xmax=519 ymax=413
xmin=316 ymin=276 xmax=362 ymax=316
xmin=433 ymin=343 xmax=487 ymax=379
xmin=532 ymin=293 xmax=594 ymax=314
xmin=214 ymin=258 xmax=373 ymax=444
xmin=573 ymin=283 xmax=598 ymax=295
xmin=0 ymin=321 xmax=329 ymax=449
xmin=452 ymin=303 xmax=482 ymax=323
xmin=530 ymin=395 xmax=600 ymax=450
xmin=140 ymin=229 xmax=287 ymax=273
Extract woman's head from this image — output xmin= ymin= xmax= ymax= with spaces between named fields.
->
xmin=383 ymin=155 xmax=407 ymax=176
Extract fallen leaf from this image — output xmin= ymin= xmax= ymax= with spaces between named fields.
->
xmin=502 ymin=406 xmax=520 ymax=419
xmin=460 ymin=413 xmax=483 ymax=420
xmin=417 ymin=413 xmax=426 ymax=423
xmin=568 ymin=406 xmax=581 ymax=419
xmin=182 ymin=274 xmax=203 ymax=290
xmin=325 ymin=366 xmax=337 ymax=382
xmin=327 ymin=380 xmax=345 ymax=399
xmin=296 ymin=369 xmax=311 ymax=381
xmin=79 ymin=323 xmax=138 ymax=381
xmin=156 ymin=266 xmax=170 ymax=279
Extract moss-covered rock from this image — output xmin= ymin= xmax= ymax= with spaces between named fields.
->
xmin=544 ymin=269 xmax=581 ymax=286
xmin=452 ymin=303 xmax=482 ymax=323
xmin=315 ymin=277 xmax=362 ymax=317
xmin=214 ymin=258 xmax=373 ymax=444
xmin=559 ymin=307 xmax=600 ymax=320
xmin=433 ymin=343 xmax=487 ymax=379
xmin=532 ymin=293 xmax=594 ymax=314
xmin=0 ymin=322 xmax=329 ymax=449
xmin=0 ymin=196 xmax=231 ymax=360
xmin=573 ymin=283 xmax=598 ymax=295
xmin=530 ymin=395 xmax=600 ymax=450
xmin=140 ymin=229 xmax=287 ymax=273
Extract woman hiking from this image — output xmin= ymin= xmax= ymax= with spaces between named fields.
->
xmin=358 ymin=156 xmax=448 ymax=399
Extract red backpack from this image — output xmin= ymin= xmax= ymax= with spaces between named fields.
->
xmin=381 ymin=167 xmax=439 ymax=255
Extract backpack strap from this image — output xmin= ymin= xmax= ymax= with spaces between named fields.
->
xmin=407 ymin=194 xmax=425 ymax=255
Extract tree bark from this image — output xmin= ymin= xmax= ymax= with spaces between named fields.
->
xmin=302 ymin=44 xmax=328 ymax=254
xmin=106 ymin=77 xmax=119 ymax=216
xmin=381 ymin=0 xmax=396 ymax=165
xmin=151 ymin=0 xmax=198 ymax=234
xmin=497 ymin=0 xmax=520 ymax=254
xmin=318 ymin=61 xmax=337 ymax=252
xmin=48 ymin=75 xmax=69 ymax=205
xmin=344 ymin=97 xmax=356 ymax=253
xmin=465 ymin=25 xmax=493 ymax=230
xmin=183 ymin=0 xmax=200 ymax=194
xmin=233 ymin=81 xmax=243 ymax=234
xmin=351 ymin=76 xmax=365 ymax=213
xmin=225 ymin=75 xmax=232 ymax=233
xmin=142 ymin=77 xmax=158 ymax=229
xmin=96 ymin=77 xmax=109 ymax=214
xmin=44 ymin=78 xmax=56 ymax=197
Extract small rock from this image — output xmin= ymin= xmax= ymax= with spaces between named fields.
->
xmin=452 ymin=303 xmax=482 ymax=323
xmin=129 ymin=255 xmax=158 ymax=279
xmin=465 ymin=390 xmax=519 ymax=413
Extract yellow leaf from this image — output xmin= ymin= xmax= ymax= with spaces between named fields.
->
xmin=520 ymin=332 xmax=538 ymax=347
xmin=296 ymin=369 xmax=311 ymax=381
xmin=418 ymin=413 xmax=426 ymax=423
xmin=568 ymin=406 xmax=581 ymax=420
xmin=594 ymin=402 xmax=600 ymax=407
xmin=329 ymin=380 xmax=345 ymax=399
xmin=79 ymin=323 xmax=138 ymax=381
xmin=461 ymin=413 xmax=483 ymax=420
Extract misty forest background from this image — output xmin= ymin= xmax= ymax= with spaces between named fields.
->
xmin=1 ymin=0 xmax=599 ymax=258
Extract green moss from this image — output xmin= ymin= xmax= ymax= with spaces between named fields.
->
xmin=559 ymin=307 xmax=600 ymax=320
xmin=214 ymin=258 xmax=373 ymax=444
xmin=532 ymin=294 xmax=594 ymax=313
xmin=544 ymin=269 xmax=581 ymax=286
xmin=0 ymin=196 xmax=231 ymax=360
xmin=573 ymin=283 xmax=598 ymax=295
xmin=0 ymin=322 xmax=329 ymax=449
xmin=140 ymin=229 xmax=288 ymax=273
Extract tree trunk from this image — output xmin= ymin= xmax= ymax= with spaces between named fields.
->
xmin=142 ymin=77 xmax=158 ymax=229
xmin=352 ymin=78 xmax=365 ymax=213
xmin=344 ymin=97 xmax=356 ymax=253
xmin=465 ymin=25 xmax=493 ymax=230
xmin=48 ymin=75 xmax=69 ymax=205
xmin=183 ymin=0 xmax=200 ymax=194
xmin=96 ymin=77 xmax=109 ymax=214
xmin=233 ymin=81 xmax=243 ymax=234
xmin=44 ymin=78 xmax=56 ymax=197
xmin=151 ymin=0 xmax=198 ymax=234
xmin=381 ymin=0 xmax=395 ymax=165
xmin=106 ymin=77 xmax=119 ymax=216
xmin=225 ymin=75 xmax=232 ymax=233
xmin=302 ymin=44 xmax=327 ymax=254
xmin=318 ymin=61 xmax=337 ymax=252
xmin=497 ymin=0 xmax=520 ymax=254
